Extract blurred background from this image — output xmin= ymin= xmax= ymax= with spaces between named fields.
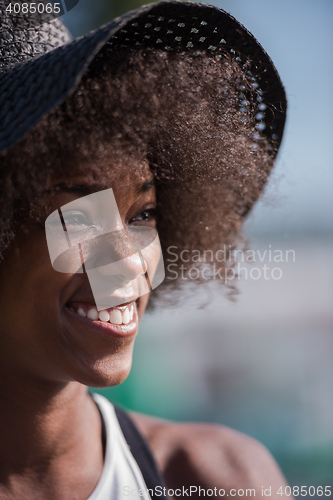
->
xmin=62 ymin=0 xmax=333 ymax=491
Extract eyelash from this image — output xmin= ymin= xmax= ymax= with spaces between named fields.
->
xmin=130 ymin=208 xmax=156 ymax=224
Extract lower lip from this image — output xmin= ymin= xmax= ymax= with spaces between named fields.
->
xmin=64 ymin=304 xmax=138 ymax=338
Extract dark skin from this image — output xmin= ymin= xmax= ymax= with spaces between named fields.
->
xmin=0 ymin=153 xmax=288 ymax=500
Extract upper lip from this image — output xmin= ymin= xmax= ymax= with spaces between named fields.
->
xmin=63 ymin=275 xmax=140 ymax=310
xmin=66 ymin=298 xmax=137 ymax=309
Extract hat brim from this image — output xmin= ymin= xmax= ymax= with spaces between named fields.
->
xmin=0 ymin=0 xmax=286 ymax=156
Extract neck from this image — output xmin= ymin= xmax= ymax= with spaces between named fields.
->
xmin=0 ymin=373 xmax=104 ymax=499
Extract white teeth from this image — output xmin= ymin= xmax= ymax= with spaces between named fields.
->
xmin=110 ymin=308 xmax=123 ymax=325
xmin=122 ymin=307 xmax=130 ymax=324
xmin=87 ymin=308 xmax=98 ymax=320
xmin=98 ymin=310 xmax=110 ymax=323
xmin=77 ymin=303 xmax=136 ymax=325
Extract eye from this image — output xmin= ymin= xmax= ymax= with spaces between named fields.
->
xmin=130 ymin=208 xmax=156 ymax=224
xmin=61 ymin=211 xmax=93 ymax=233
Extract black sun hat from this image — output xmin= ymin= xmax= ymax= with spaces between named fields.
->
xmin=0 ymin=0 xmax=286 ymax=155
xmin=0 ymin=0 xmax=287 ymax=286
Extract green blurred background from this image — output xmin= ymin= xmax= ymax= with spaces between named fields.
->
xmin=61 ymin=0 xmax=333 ymax=492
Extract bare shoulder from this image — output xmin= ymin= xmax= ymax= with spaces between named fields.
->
xmin=130 ymin=412 xmax=288 ymax=499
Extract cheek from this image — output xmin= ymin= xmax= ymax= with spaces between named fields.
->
xmin=0 ymin=230 xmax=71 ymax=374
xmin=137 ymin=292 xmax=150 ymax=323
xmin=142 ymin=234 xmax=162 ymax=275
xmin=0 ymin=227 xmax=69 ymax=321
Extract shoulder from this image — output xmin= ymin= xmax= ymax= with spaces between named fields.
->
xmin=130 ymin=412 xmax=288 ymax=499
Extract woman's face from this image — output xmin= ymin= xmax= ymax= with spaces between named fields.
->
xmin=0 ymin=154 xmax=157 ymax=388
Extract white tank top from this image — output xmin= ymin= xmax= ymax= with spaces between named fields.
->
xmin=87 ymin=394 xmax=152 ymax=500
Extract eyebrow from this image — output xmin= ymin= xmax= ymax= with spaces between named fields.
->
xmin=48 ymin=178 xmax=155 ymax=196
xmin=139 ymin=178 xmax=155 ymax=193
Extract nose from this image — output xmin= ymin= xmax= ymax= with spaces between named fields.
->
xmin=79 ymin=228 xmax=150 ymax=288
xmin=96 ymin=252 xmax=147 ymax=284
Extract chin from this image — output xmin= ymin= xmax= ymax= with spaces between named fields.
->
xmin=65 ymin=342 xmax=135 ymax=389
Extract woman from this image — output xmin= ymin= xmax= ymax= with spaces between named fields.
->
xmin=0 ymin=1 xmax=288 ymax=499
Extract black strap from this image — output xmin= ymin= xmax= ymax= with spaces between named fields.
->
xmin=114 ymin=406 xmax=168 ymax=500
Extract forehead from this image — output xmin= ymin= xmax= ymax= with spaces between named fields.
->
xmin=50 ymin=148 xmax=153 ymax=193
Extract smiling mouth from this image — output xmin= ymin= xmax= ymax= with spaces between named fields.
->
xmin=67 ymin=302 xmax=136 ymax=326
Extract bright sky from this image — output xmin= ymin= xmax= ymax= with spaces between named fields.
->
xmin=215 ymin=0 xmax=333 ymax=236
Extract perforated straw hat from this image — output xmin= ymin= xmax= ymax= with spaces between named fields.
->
xmin=0 ymin=0 xmax=286 ymax=155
